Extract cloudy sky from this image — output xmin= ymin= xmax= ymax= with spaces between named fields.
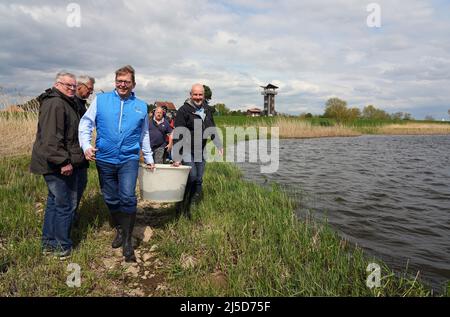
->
xmin=1 ymin=0 xmax=449 ymax=118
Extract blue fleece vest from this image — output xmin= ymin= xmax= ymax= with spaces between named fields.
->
xmin=95 ymin=91 xmax=148 ymax=164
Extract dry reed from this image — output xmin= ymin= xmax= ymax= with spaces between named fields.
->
xmin=269 ymin=117 xmax=361 ymax=138
xmin=377 ymin=123 xmax=450 ymax=135
xmin=0 ymin=114 xmax=37 ymax=158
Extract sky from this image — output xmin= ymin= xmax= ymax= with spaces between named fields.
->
xmin=0 ymin=0 xmax=449 ymax=119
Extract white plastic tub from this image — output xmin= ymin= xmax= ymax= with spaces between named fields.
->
xmin=138 ymin=163 xmax=192 ymax=202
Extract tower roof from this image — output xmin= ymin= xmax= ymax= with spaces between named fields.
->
xmin=260 ymin=83 xmax=279 ymax=89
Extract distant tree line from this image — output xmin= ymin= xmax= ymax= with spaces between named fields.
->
xmin=321 ymin=97 xmax=413 ymax=123
xmin=212 ymin=103 xmax=247 ymax=116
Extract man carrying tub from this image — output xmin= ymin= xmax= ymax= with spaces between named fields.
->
xmin=79 ymin=65 xmax=154 ymax=262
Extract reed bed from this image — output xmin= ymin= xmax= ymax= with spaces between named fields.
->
xmin=271 ymin=117 xmax=361 ymax=139
xmin=0 ymin=113 xmax=38 ymax=158
xmin=376 ymin=123 xmax=450 ymax=135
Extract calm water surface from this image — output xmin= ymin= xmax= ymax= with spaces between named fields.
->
xmin=237 ymin=135 xmax=450 ymax=291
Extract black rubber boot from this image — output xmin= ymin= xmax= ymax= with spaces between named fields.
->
xmin=184 ymin=200 xmax=192 ymax=220
xmin=73 ymin=212 xmax=80 ymax=229
xmin=187 ymin=189 xmax=202 ymax=219
xmin=191 ymin=192 xmax=202 ymax=205
xmin=177 ymin=186 xmax=193 ymax=219
xmin=122 ymin=212 xmax=136 ymax=262
xmin=111 ymin=212 xmax=124 ymax=249
xmin=175 ymin=201 xmax=184 ymax=217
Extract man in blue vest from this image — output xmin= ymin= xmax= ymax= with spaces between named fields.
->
xmin=79 ymin=65 xmax=154 ymax=262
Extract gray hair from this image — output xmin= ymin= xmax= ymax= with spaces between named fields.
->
xmin=77 ymin=75 xmax=95 ymax=85
xmin=55 ymin=71 xmax=76 ymax=84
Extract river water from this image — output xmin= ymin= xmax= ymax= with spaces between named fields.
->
xmin=237 ymin=135 xmax=450 ymax=292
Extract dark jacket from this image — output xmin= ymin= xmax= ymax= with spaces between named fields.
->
xmin=149 ymin=117 xmax=172 ymax=151
xmin=173 ymin=99 xmax=222 ymax=159
xmin=30 ymin=88 xmax=88 ymax=175
xmin=74 ymin=95 xmax=87 ymax=117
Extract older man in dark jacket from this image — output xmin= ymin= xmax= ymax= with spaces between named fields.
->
xmin=30 ymin=72 xmax=88 ymax=259
xmin=172 ymin=83 xmax=223 ymax=217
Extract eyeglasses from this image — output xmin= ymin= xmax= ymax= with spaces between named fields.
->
xmin=58 ymin=82 xmax=77 ymax=90
xmin=115 ymin=80 xmax=133 ymax=86
xmin=81 ymin=83 xmax=94 ymax=93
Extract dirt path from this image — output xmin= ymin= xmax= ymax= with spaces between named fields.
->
xmin=93 ymin=201 xmax=176 ymax=297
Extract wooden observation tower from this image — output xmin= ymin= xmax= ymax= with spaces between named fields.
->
xmin=261 ymin=83 xmax=278 ymax=116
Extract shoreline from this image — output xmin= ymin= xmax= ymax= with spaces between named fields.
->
xmin=154 ymin=162 xmax=442 ymax=296
xmin=234 ymin=162 xmax=449 ymax=293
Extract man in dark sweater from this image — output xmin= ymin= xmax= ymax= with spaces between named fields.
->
xmin=172 ymin=84 xmax=223 ymax=217
xmin=74 ymin=75 xmax=95 ymax=117
xmin=72 ymin=75 xmax=95 ymax=226
xmin=30 ymin=72 xmax=88 ymax=259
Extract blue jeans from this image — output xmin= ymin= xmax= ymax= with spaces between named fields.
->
xmin=96 ymin=159 xmax=139 ymax=214
xmin=183 ymin=154 xmax=206 ymax=199
xmin=42 ymin=171 xmax=78 ymax=251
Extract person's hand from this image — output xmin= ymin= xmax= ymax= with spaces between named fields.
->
xmin=165 ymin=143 xmax=173 ymax=151
xmin=84 ymin=147 xmax=98 ymax=161
xmin=61 ymin=163 xmax=73 ymax=176
xmin=172 ymin=161 xmax=181 ymax=167
xmin=218 ymin=148 xmax=224 ymax=156
xmin=145 ymin=163 xmax=155 ymax=171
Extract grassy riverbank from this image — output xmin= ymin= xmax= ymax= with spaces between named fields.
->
xmin=214 ymin=116 xmax=450 ymax=138
xmin=0 ymin=156 xmax=441 ymax=296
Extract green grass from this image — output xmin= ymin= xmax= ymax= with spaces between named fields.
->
xmin=0 ymin=156 xmax=444 ymax=296
xmin=0 ymin=156 xmax=116 ymax=296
